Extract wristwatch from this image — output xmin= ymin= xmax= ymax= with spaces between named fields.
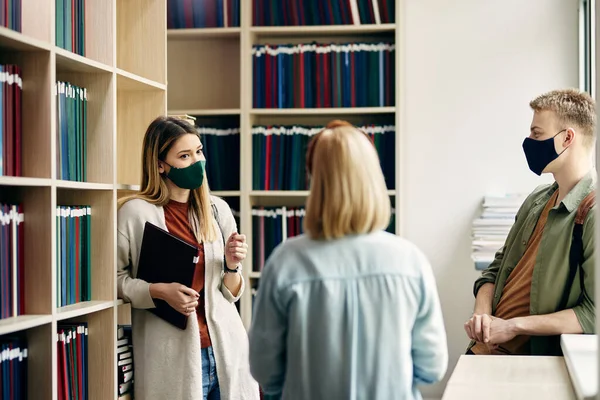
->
xmin=224 ymin=263 xmax=241 ymax=273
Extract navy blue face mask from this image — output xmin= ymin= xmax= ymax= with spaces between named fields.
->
xmin=522 ymin=129 xmax=567 ymax=176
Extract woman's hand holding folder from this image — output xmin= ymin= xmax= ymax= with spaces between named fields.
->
xmin=150 ymin=283 xmax=200 ymax=316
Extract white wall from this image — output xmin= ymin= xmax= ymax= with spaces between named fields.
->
xmin=401 ymin=0 xmax=579 ymax=398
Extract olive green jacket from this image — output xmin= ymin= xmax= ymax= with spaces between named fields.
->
xmin=472 ymin=170 xmax=596 ymax=355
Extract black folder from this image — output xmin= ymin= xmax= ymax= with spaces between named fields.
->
xmin=136 ymin=222 xmax=199 ymax=330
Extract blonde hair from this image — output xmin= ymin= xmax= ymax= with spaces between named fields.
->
xmin=118 ymin=116 xmax=217 ymax=242
xmin=530 ymin=88 xmax=596 ymax=146
xmin=304 ymin=120 xmax=391 ymax=240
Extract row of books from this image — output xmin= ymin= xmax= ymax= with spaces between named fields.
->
xmin=0 ymin=336 xmax=27 ymax=399
xmin=117 ymin=325 xmax=134 ymax=399
xmin=56 ymin=0 xmax=86 ymax=55
xmin=252 ymin=124 xmax=395 ymax=190
xmin=199 ymin=127 xmax=240 ymax=191
xmin=56 ymin=81 xmax=88 ymax=182
xmin=471 ymin=194 xmax=526 ymax=271
xmin=0 ymin=204 xmax=24 ymax=320
xmin=253 ymin=0 xmax=395 ymax=26
xmin=250 ymin=205 xmax=396 ymax=271
xmin=57 ymin=205 xmax=92 ymax=308
xmin=1 ymin=64 xmax=23 ymax=177
xmin=252 ymin=42 xmax=395 ymax=108
xmin=57 ymin=323 xmax=89 ymax=400
xmin=1 ymin=0 xmax=21 ymax=32
xmin=252 ymin=206 xmax=305 ymax=271
xmin=167 ymin=0 xmax=240 ymax=28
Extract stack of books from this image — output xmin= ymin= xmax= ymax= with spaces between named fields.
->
xmin=0 ymin=64 xmax=23 ymax=177
xmin=0 ymin=203 xmax=24 ymax=319
xmin=0 ymin=336 xmax=28 ymax=398
xmin=471 ymin=194 xmax=526 ymax=270
xmin=57 ymin=323 xmax=89 ymax=400
xmin=117 ymin=325 xmax=134 ymax=399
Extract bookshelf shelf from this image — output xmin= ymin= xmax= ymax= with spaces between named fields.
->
xmin=55 ymin=181 xmax=114 ymax=190
xmin=250 ymin=23 xmax=397 ymax=37
xmin=55 ymin=300 xmax=115 ymax=321
xmin=0 ymin=26 xmax=52 ymax=51
xmin=168 ymin=108 xmax=242 ymax=116
xmin=167 ymin=27 xmax=242 ymax=39
xmin=116 ymin=183 xmax=141 ymax=191
xmin=213 ymin=190 xmax=242 ymax=197
xmin=117 ymin=68 xmax=167 ymax=91
xmin=0 ymin=315 xmax=53 ymax=336
xmin=55 ymin=47 xmax=113 ymax=74
xmin=0 ymin=177 xmax=52 ymax=186
xmin=250 ymin=107 xmax=396 ymax=115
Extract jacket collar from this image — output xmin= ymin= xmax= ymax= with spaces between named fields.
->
xmin=558 ymin=168 xmax=597 ymax=213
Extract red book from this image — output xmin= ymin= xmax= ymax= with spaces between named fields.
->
xmin=273 ymin=49 xmax=278 ymax=108
xmin=324 ymin=51 xmax=331 ymax=107
xmin=184 ymin=0 xmax=193 ymax=28
xmin=6 ymin=65 xmax=14 ymax=176
xmin=14 ymin=65 xmax=21 ymax=176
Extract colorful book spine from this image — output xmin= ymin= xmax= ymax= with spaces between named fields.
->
xmin=56 ymin=81 xmax=88 ymax=182
xmin=0 ymin=64 xmax=23 ymax=177
xmin=167 ymin=0 xmax=240 ymax=28
xmin=57 ymin=323 xmax=88 ymax=400
xmin=55 ymin=0 xmax=86 ymax=55
xmin=198 ymin=126 xmax=240 ymax=191
xmin=252 ymin=0 xmax=395 ymax=26
xmin=0 ymin=336 xmax=28 ymax=399
xmin=252 ymin=42 xmax=395 ymax=108
xmin=251 ymin=206 xmax=305 ymax=271
xmin=1 ymin=0 xmax=22 ymax=32
xmin=56 ymin=206 xmax=91 ymax=308
xmin=0 ymin=204 xmax=24 ymax=320
xmin=252 ymin=124 xmax=395 ymax=190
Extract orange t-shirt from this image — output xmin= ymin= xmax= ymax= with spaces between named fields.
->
xmin=472 ymin=190 xmax=558 ymax=355
xmin=163 ymin=199 xmax=212 ymax=348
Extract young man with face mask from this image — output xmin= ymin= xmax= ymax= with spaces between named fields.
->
xmin=464 ymin=88 xmax=597 ymax=356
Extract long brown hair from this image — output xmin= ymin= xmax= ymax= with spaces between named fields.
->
xmin=118 ymin=116 xmax=217 ymax=242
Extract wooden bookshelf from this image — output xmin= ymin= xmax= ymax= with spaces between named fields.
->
xmin=166 ymin=1 xmax=402 ymax=330
xmin=0 ymin=0 xmax=166 ymax=398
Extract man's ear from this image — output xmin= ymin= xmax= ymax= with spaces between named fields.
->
xmin=565 ymin=128 xmax=576 ymax=146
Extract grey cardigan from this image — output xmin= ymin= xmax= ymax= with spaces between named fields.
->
xmin=117 ymin=196 xmax=259 ymax=400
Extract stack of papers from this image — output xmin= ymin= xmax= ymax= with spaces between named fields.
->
xmin=472 ymin=194 xmax=527 ymax=270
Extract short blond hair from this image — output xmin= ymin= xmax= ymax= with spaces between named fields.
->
xmin=304 ymin=120 xmax=391 ymax=240
xmin=530 ymin=89 xmax=596 ymax=146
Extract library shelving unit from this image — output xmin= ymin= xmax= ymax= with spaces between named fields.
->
xmin=166 ymin=1 xmax=402 ymax=329
xmin=0 ymin=0 xmax=166 ymax=399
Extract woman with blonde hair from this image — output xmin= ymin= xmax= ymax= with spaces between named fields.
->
xmin=117 ymin=116 xmax=259 ymax=400
xmin=248 ymin=120 xmax=448 ymax=400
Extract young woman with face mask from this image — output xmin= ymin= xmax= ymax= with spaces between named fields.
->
xmin=117 ymin=116 xmax=259 ymax=400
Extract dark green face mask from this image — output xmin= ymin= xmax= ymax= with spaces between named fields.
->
xmin=164 ymin=160 xmax=206 ymax=190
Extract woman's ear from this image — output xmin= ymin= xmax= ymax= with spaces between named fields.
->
xmin=158 ymin=161 xmax=165 ymax=174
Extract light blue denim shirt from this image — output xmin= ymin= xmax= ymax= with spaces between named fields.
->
xmin=248 ymin=231 xmax=448 ymax=400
